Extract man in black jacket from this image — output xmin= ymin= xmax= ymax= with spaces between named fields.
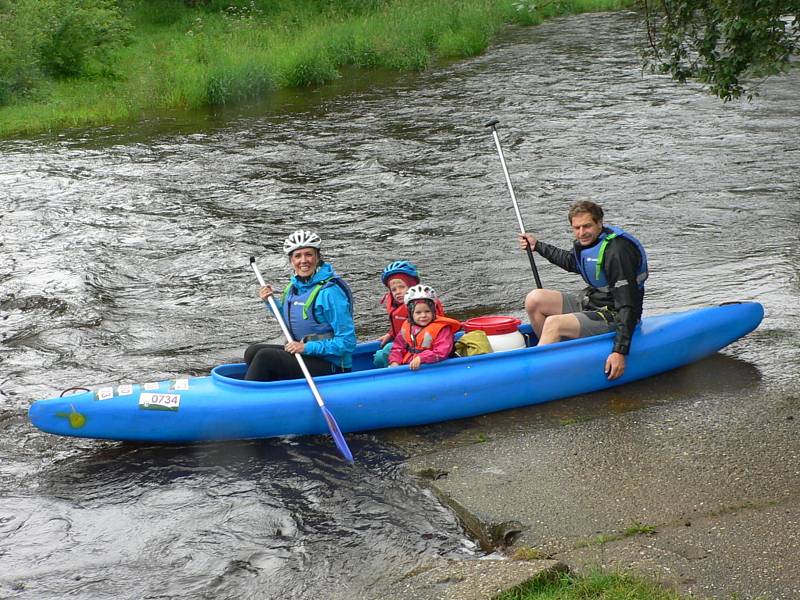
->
xmin=518 ymin=200 xmax=648 ymax=381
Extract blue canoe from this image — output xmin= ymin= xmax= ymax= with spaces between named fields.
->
xmin=28 ymin=302 xmax=763 ymax=444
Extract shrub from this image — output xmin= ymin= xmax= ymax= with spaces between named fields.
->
xmin=0 ymin=0 xmax=46 ymax=103
xmin=0 ymin=0 xmax=130 ymax=105
xmin=38 ymin=0 xmax=132 ymax=78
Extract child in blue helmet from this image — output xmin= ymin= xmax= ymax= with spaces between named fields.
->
xmin=373 ymin=261 xmax=444 ymax=367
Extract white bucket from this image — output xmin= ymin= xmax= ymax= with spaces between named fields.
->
xmin=462 ymin=316 xmax=527 ymax=353
xmin=486 ymin=330 xmax=526 ymax=352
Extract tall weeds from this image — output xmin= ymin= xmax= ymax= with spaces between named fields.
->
xmin=0 ymin=0 xmax=633 ymax=137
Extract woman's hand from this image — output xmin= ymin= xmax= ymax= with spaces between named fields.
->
xmin=285 ymin=341 xmax=305 ymax=354
xmin=409 ymin=356 xmax=422 ymax=370
xmin=259 ymin=285 xmax=274 ymax=300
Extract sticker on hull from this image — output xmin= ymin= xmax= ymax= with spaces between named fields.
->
xmin=139 ymin=392 xmax=180 ymax=411
xmin=96 ymin=387 xmax=114 ymax=401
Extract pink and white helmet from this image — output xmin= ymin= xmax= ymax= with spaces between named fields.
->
xmin=404 ymin=284 xmax=437 ymax=306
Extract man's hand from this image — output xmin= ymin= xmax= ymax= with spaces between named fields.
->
xmin=518 ymin=232 xmax=537 ymax=250
xmin=605 ymin=351 xmax=626 ymax=380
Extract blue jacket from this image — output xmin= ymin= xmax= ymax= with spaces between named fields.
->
xmin=273 ymin=263 xmax=356 ymax=369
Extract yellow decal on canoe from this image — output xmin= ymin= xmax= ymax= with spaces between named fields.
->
xmin=55 ymin=404 xmax=86 ymax=429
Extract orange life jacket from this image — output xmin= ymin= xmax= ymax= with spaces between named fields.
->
xmin=381 ymin=293 xmax=445 ymax=339
xmin=399 ymin=316 xmax=462 ymax=364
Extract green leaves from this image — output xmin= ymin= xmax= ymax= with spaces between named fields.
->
xmin=640 ymin=0 xmax=800 ymax=100
xmin=0 ymin=0 xmax=130 ymax=105
xmin=38 ymin=0 xmax=132 ymax=79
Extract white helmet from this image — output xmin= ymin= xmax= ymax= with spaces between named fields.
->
xmin=283 ymin=230 xmax=322 ymax=255
xmin=404 ymin=284 xmax=437 ymax=306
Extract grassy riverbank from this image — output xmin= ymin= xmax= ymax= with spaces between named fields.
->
xmin=496 ymin=569 xmax=689 ymax=600
xmin=0 ymin=0 xmax=632 ymax=138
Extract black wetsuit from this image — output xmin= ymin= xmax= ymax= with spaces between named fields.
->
xmin=534 ymin=233 xmax=645 ymax=355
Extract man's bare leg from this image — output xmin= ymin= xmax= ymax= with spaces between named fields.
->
xmin=524 ymin=289 xmax=565 ymax=338
xmin=538 ymin=313 xmax=582 ymax=346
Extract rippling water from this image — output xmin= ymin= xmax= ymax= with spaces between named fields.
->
xmin=1 ymin=11 xmax=798 ymax=599
xmin=1 ymin=439 xmax=474 ymax=599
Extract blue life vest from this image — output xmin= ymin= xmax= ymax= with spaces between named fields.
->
xmin=282 ymin=276 xmax=353 ymax=342
xmin=574 ymin=226 xmax=648 ymax=293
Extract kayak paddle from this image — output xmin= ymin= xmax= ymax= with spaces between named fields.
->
xmin=249 ymin=257 xmax=354 ymax=464
xmin=485 ymin=118 xmax=543 ymax=289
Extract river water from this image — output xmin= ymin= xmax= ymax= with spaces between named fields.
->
xmin=1 ymin=11 xmax=798 ymax=600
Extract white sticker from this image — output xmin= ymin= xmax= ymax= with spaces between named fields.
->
xmin=139 ymin=392 xmax=181 ymax=411
xmin=143 ymin=382 xmax=160 ymax=391
xmin=173 ymin=378 xmax=189 ymax=391
xmin=96 ymin=387 xmax=114 ymax=401
xmin=117 ymin=384 xmax=133 ymax=396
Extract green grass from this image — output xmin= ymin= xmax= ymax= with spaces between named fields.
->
xmin=495 ymin=569 xmax=689 ymax=600
xmin=624 ymin=521 xmax=656 ymax=536
xmin=574 ymin=521 xmax=656 ymax=548
xmin=510 ymin=546 xmax=551 ymax=560
xmin=0 ymin=0 xmax=634 ymax=138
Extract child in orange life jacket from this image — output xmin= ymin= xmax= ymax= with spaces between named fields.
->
xmin=373 ymin=261 xmax=444 ymax=367
xmin=388 ymin=285 xmax=461 ymax=370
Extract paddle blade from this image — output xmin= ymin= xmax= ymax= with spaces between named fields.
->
xmin=321 ymin=405 xmax=354 ymax=464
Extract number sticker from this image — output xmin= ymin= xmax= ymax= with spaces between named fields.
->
xmin=138 ymin=392 xmax=181 ymax=411
xmin=143 ymin=382 xmax=160 ymax=391
xmin=173 ymin=378 xmax=189 ymax=391
xmin=96 ymin=387 xmax=114 ymax=401
xmin=117 ymin=384 xmax=133 ymax=396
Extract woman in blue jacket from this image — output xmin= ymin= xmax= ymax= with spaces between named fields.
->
xmin=244 ymin=230 xmax=356 ymax=381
